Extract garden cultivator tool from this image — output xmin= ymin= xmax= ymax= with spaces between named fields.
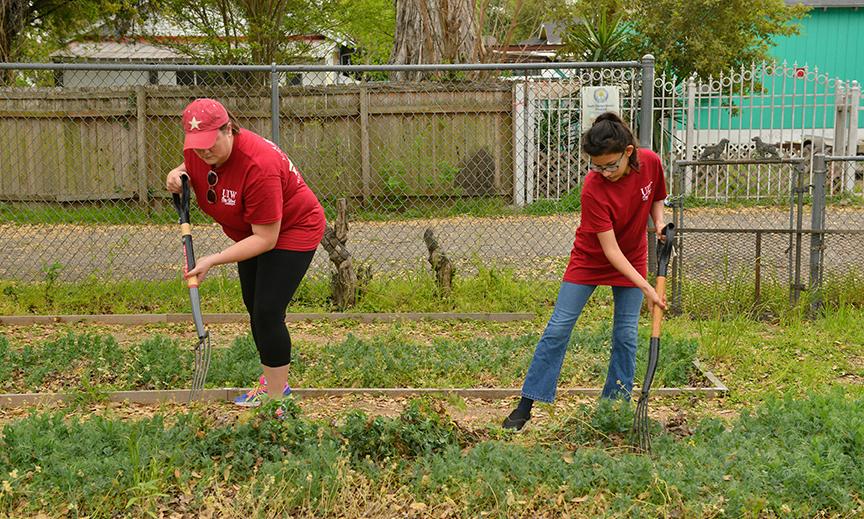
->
xmin=633 ymin=223 xmax=676 ymax=452
xmin=172 ymin=175 xmax=212 ymax=402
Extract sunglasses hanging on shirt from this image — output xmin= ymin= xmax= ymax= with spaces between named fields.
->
xmin=206 ymin=170 xmax=218 ymax=204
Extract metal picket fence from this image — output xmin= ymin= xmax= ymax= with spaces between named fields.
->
xmin=653 ymin=62 xmax=863 ymax=199
xmin=0 ymin=59 xmax=652 ymax=283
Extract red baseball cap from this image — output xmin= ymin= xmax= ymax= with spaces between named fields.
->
xmin=182 ymin=98 xmax=230 ymax=150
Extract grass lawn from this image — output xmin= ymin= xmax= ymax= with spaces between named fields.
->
xmin=0 ymin=294 xmax=862 ymax=517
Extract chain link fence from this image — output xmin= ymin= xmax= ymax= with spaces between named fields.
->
xmin=0 ymin=60 xmax=651 ymax=283
xmin=1 ymin=59 xmax=862 ymax=314
xmin=670 ymin=156 xmax=864 ymax=311
xmin=818 ymin=156 xmax=864 ymax=303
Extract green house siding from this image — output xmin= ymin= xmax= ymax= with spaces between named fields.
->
xmin=771 ymin=7 xmax=864 ymax=84
xmin=686 ymin=7 xmax=864 ymax=131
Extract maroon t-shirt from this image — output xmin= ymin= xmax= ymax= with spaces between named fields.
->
xmin=563 ymin=148 xmax=667 ymax=286
xmin=184 ymin=130 xmax=325 ymax=251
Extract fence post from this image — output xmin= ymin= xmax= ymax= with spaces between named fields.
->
xmin=809 ymin=154 xmax=827 ymax=313
xmin=639 ymin=55 xmax=655 ymax=149
xmin=685 ymin=77 xmax=696 ymax=195
xmin=360 ymin=87 xmax=371 ymax=204
xmin=512 ymin=81 xmax=524 ymax=206
xmin=512 ymin=79 xmax=535 ymax=206
xmin=135 ymin=86 xmax=148 ymax=207
xmin=641 ymin=55 xmax=658 ymax=274
xmin=846 ymin=81 xmax=860 ymax=192
xmin=754 ymin=231 xmax=762 ymax=308
xmin=270 ymin=62 xmax=280 ymax=148
xmin=792 ymin=160 xmax=807 ymax=306
xmin=834 ymin=80 xmax=847 ymax=157
xmin=670 ymin=165 xmax=685 ymax=313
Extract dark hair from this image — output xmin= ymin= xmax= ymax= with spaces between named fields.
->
xmin=581 ymin=112 xmax=639 ymax=170
xmin=220 ymin=110 xmax=241 ymax=135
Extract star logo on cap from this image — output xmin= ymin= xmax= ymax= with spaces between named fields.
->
xmin=188 ymin=116 xmax=201 ymax=130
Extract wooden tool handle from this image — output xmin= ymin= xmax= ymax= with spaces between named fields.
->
xmin=179 ymin=226 xmax=198 ymax=288
xmin=651 ymin=276 xmax=666 ymax=338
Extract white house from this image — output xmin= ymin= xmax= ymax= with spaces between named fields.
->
xmin=50 ymin=20 xmax=355 ymax=88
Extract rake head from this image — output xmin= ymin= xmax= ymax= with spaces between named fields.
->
xmin=633 ymin=396 xmax=651 ymax=452
xmin=189 ymin=331 xmax=212 ymax=402
xmin=632 ymin=336 xmax=660 ymax=453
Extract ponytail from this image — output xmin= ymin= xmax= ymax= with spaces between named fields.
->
xmin=220 ymin=110 xmax=242 ymax=136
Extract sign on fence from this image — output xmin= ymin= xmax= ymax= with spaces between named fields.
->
xmin=580 ymin=86 xmax=621 ymax=133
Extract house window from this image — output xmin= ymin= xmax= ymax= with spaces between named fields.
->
xmin=339 ymin=45 xmax=354 ymax=65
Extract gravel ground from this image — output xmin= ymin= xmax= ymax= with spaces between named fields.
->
xmin=1 ymin=207 xmax=862 ymax=283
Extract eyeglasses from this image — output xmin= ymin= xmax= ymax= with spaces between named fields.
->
xmin=588 ymin=152 xmax=626 ymax=173
xmin=206 ymin=170 xmax=218 ymax=204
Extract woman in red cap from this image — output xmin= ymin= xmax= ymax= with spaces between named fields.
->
xmin=166 ymin=98 xmax=325 ymax=415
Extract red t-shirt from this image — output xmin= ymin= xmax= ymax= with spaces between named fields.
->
xmin=563 ymin=148 xmax=667 ymax=287
xmin=183 ymin=130 xmax=325 ymax=251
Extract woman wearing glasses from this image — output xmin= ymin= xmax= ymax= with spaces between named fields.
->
xmin=166 ymin=98 xmax=325 ymax=415
xmin=502 ymin=112 xmax=667 ymax=432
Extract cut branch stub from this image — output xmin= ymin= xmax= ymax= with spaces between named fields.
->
xmin=320 ymin=199 xmax=357 ymax=309
xmin=424 ymin=228 xmax=454 ymax=296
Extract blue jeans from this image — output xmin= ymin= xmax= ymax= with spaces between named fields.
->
xmin=521 ymin=282 xmax=644 ymax=403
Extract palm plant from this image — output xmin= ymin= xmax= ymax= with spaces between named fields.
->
xmin=560 ymin=10 xmax=634 ymax=62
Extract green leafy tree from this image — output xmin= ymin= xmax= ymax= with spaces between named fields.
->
xmin=152 ymin=0 xmax=341 ymax=64
xmin=559 ymin=0 xmax=808 ymax=78
xmin=1 ymin=0 xmax=159 ymax=84
xmin=1 ymin=0 xmax=105 ymax=83
xmin=329 ymin=0 xmax=394 ymax=65
xmin=631 ymin=0 xmax=808 ymax=78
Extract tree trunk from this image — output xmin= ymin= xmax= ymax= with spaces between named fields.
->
xmin=390 ymin=0 xmax=483 ymax=81
xmin=0 ymin=0 xmax=30 ymax=85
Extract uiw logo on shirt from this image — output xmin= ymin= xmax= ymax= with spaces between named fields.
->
xmin=221 ymin=188 xmax=237 ymax=206
xmin=640 ymin=181 xmax=653 ymax=202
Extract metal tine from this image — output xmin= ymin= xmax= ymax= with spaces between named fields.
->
xmin=634 ymin=399 xmax=649 ymax=452
xmin=189 ymin=333 xmax=211 ymax=402
xmin=189 ymin=340 xmax=204 ymax=402
xmin=189 ymin=351 xmax=200 ymax=402
xmin=195 ymin=344 xmax=205 ymax=389
xmin=203 ymin=335 xmax=212 ymax=385
xmin=642 ymin=402 xmax=651 ymax=451
xmin=192 ymin=347 xmax=203 ymax=392
xmin=195 ymin=339 xmax=204 ymax=391
xmin=633 ymin=384 xmax=653 ymax=452
xmin=198 ymin=335 xmax=212 ymax=394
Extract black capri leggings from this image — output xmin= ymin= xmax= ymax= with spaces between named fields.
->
xmin=237 ymin=248 xmax=315 ymax=367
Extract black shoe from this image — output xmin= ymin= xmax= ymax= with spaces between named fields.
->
xmin=502 ymin=409 xmax=530 ymax=432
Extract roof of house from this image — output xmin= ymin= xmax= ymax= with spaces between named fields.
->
xmin=50 ymin=35 xmax=338 ymax=63
xmin=52 ymin=17 xmax=349 ymax=63
xmin=50 ymin=40 xmax=189 ymax=62
xmin=517 ymin=22 xmax=567 ymax=46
